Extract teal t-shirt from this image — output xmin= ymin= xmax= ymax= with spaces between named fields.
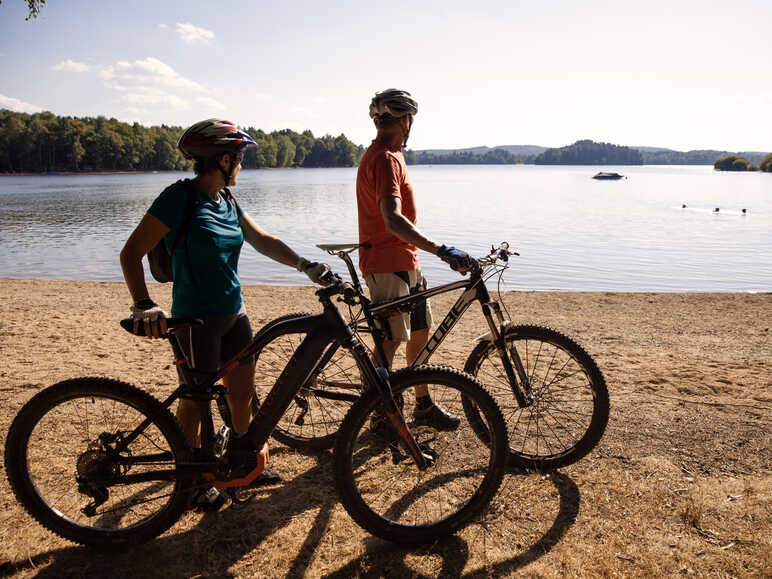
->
xmin=148 ymin=180 xmax=245 ymax=317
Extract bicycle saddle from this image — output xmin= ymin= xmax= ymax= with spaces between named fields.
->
xmin=316 ymin=242 xmax=370 ymax=252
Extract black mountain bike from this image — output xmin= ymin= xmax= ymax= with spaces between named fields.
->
xmin=257 ymin=242 xmax=609 ymax=471
xmin=4 ymin=272 xmax=508 ymax=548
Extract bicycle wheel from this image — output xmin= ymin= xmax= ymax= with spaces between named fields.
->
xmin=4 ymin=377 xmax=193 ymax=549
xmin=252 ymin=313 xmax=363 ymax=451
xmin=334 ymin=365 xmax=508 ymax=545
xmin=463 ymin=324 xmax=609 ymax=470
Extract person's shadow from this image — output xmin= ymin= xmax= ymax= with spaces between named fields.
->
xmin=0 ymin=458 xmax=579 ymax=579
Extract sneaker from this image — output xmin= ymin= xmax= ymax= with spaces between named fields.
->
xmin=247 ymin=466 xmax=283 ymax=488
xmin=190 ymin=485 xmax=227 ymax=512
xmin=412 ymin=402 xmax=461 ymax=431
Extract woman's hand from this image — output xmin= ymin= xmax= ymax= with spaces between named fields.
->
xmin=131 ymin=299 xmax=169 ymax=338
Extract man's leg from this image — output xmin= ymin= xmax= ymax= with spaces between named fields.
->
xmin=406 ymin=328 xmax=430 ymax=397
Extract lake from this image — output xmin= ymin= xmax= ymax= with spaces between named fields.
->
xmin=0 ymin=165 xmax=770 ymax=292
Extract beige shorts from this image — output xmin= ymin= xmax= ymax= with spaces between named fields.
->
xmin=365 ymin=269 xmax=433 ymax=342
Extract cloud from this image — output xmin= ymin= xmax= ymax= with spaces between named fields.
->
xmin=99 ymin=57 xmax=225 ymax=118
xmin=158 ymin=23 xmax=168 ymax=29
xmin=195 ymin=96 xmax=226 ymax=111
xmin=0 ymin=93 xmax=43 ymax=113
xmin=100 ymin=57 xmax=204 ymax=92
xmin=176 ymin=22 xmax=215 ymax=44
xmin=125 ymin=93 xmax=189 ymax=109
xmin=51 ymin=59 xmax=90 ymax=73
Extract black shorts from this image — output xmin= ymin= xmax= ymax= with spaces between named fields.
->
xmin=176 ymin=306 xmax=253 ymax=378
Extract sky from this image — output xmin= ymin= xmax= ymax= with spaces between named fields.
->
xmin=0 ymin=0 xmax=770 ymax=151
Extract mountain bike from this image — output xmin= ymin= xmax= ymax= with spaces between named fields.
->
xmin=258 ymin=242 xmax=609 ymax=471
xmin=4 ymin=272 xmax=508 ymax=548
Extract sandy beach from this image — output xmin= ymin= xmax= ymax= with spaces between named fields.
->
xmin=0 ymin=278 xmax=769 ymax=577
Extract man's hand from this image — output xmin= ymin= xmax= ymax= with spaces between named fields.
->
xmin=297 ymin=258 xmax=331 ymax=285
xmin=437 ymin=245 xmax=476 ymax=274
xmin=130 ymin=299 xmax=168 ymax=338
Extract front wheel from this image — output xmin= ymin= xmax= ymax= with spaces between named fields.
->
xmin=334 ymin=365 xmax=508 ymax=545
xmin=4 ymin=378 xmax=193 ymax=549
xmin=463 ymin=324 xmax=609 ymax=470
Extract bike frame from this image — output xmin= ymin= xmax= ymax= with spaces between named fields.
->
xmin=331 ymin=246 xmax=532 ymax=407
xmin=110 ymin=281 xmax=432 ymax=487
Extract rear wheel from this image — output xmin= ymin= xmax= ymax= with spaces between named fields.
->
xmin=334 ymin=366 xmax=508 ymax=544
xmin=4 ymin=378 xmax=193 ymax=548
xmin=252 ymin=313 xmax=363 ymax=451
xmin=464 ymin=324 xmax=609 ymax=470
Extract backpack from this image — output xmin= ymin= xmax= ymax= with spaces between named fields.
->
xmin=147 ymin=181 xmax=239 ymax=284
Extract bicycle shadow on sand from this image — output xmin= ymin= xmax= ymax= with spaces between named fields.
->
xmin=323 ymin=470 xmax=581 ymax=578
xmin=0 ymin=461 xmax=579 ymax=578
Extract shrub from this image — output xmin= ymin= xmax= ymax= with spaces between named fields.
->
xmin=760 ymin=153 xmax=772 ymax=173
xmin=732 ymin=158 xmax=750 ymax=171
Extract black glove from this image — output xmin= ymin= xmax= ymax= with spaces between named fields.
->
xmin=437 ymin=245 xmax=475 ymax=273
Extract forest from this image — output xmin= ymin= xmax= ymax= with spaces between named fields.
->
xmin=533 ymin=140 xmax=643 ymax=165
xmin=404 ymin=148 xmax=531 ymax=165
xmin=0 ymin=110 xmax=364 ymax=173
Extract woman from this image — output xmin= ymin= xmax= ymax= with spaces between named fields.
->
xmin=120 ymin=119 xmax=327 ymax=509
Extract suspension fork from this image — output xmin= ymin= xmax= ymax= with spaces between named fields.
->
xmin=480 ymin=302 xmax=533 ymax=407
xmin=325 ymin=295 xmax=432 ymax=470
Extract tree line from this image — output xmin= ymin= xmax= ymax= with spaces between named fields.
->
xmin=534 ymin=140 xmax=643 ymax=165
xmin=404 ymin=148 xmax=532 ymax=165
xmin=0 ymin=110 xmax=364 ymax=173
xmin=715 ymin=153 xmax=772 ymax=172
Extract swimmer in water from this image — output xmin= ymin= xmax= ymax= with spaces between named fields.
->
xmin=714 ymin=207 xmax=720 ymax=212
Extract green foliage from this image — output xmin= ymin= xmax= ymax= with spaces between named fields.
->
xmin=760 ymin=153 xmax=772 ymax=173
xmin=534 ymin=140 xmax=643 ymax=165
xmin=0 ymin=0 xmax=45 ymax=20
xmin=714 ymin=155 xmax=752 ymax=171
xmin=406 ymin=148 xmax=531 ymax=165
xmin=0 ymin=110 xmax=363 ymax=173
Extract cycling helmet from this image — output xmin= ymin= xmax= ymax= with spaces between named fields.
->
xmin=177 ymin=119 xmax=257 ymax=160
xmin=369 ymin=89 xmax=418 ymax=119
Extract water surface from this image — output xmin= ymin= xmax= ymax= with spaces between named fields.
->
xmin=0 ymin=165 xmax=770 ymax=291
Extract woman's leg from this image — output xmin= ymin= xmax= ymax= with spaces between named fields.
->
xmin=223 ymin=361 xmax=255 ymax=433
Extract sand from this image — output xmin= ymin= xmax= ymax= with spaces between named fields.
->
xmin=0 ymin=278 xmax=769 ymax=577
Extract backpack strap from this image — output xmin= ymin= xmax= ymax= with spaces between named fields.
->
xmin=170 ymin=179 xmax=200 ymax=286
xmin=222 ymin=187 xmax=240 ymax=214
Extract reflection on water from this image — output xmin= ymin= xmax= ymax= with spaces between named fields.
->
xmin=0 ymin=166 xmax=770 ymax=291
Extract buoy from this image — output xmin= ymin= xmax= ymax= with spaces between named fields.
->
xmin=742 ymin=208 xmax=747 ymax=214
xmin=682 ymin=204 xmax=687 ymax=208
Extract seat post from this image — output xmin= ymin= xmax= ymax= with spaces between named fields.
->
xmin=339 ymin=251 xmax=364 ymax=294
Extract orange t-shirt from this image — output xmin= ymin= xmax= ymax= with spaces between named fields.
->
xmin=356 ymin=140 xmax=419 ymax=277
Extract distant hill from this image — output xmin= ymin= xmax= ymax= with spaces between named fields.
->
xmin=633 ymin=147 xmax=769 ymax=165
xmin=534 ymin=140 xmax=643 ymax=165
xmin=404 ymin=142 xmax=768 ymax=166
xmin=416 ymin=145 xmax=547 ymax=157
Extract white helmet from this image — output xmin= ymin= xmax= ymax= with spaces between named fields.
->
xmin=369 ymin=89 xmax=418 ymax=119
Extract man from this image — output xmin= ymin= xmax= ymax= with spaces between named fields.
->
xmin=356 ymin=88 xmax=475 ymax=430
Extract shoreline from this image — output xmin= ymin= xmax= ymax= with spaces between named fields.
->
xmin=0 ymin=276 xmax=769 ymax=295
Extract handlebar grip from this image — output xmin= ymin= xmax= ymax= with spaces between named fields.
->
xmin=319 ymin=269 xmax=339 ymax=285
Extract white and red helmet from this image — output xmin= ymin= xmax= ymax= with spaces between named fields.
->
xmin=177 ymin=119 xmax=257 ymax=160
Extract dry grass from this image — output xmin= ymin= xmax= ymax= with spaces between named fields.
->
xmin=0 ymin=280 xmax=770 ymax=577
